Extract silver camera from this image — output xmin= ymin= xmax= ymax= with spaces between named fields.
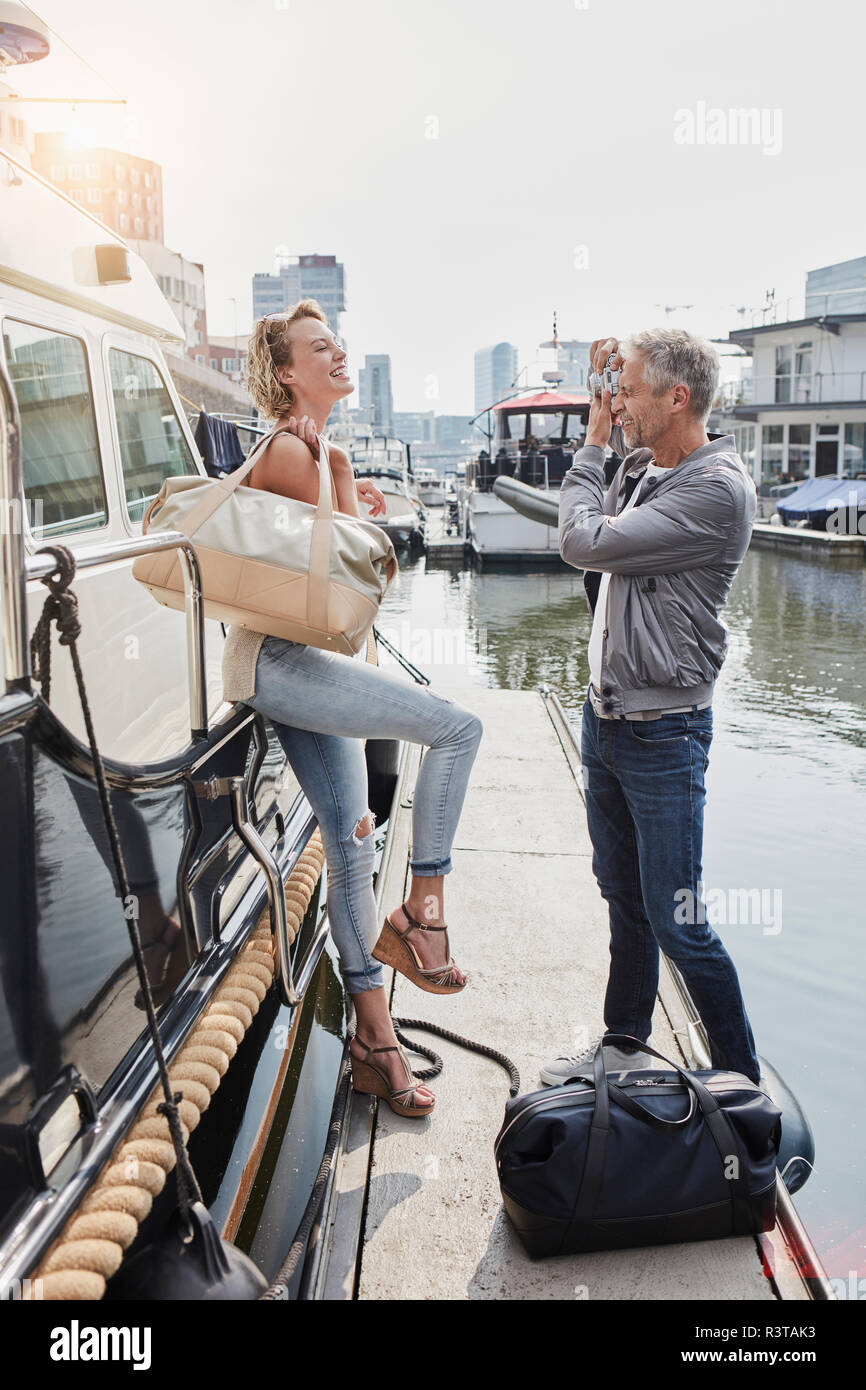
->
xmin=587 ymin=353 xmax=620 ymax=399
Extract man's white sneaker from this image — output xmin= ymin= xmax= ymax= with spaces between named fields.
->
xmin=539 ymin=1038 xmax=647 ymax=1088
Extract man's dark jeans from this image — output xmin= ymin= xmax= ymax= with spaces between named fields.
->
xmin=580 ymin=696 xmax=760 ymax=1083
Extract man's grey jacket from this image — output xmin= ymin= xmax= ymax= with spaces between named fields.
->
xmin=558 ymin=426 xmax=756 ymax=716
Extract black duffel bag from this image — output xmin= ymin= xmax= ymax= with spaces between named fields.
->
xmin=494 ymin=1035 xmax=781 ymax=1259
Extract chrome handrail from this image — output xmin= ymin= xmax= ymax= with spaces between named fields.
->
xmin=25 ymin=533 xmax=208 ymax=740
xmin=227 ymin=776 xmax=330 ymax=1008
xmin=1 ymin=356 xmax=28 ymax=690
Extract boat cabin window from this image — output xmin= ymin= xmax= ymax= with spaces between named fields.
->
xmin=108 ymin=349 xmax=195 ymax=524
xmin=499 ymin=413 xmax=526 ymax=443
xmin=527 ymin=414 xmax=566 ymax=443
xmin=2 ymin=318 xmax=107 ymax=535
xmin=564 ymin=413 xmax=586 ymax=445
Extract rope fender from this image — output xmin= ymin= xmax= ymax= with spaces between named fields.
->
xmin=27 ymin=832 xmax=327 ymax=1301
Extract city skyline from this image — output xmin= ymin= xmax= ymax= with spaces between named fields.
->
xmin=6 ymin=0 xmax=866 ymax=415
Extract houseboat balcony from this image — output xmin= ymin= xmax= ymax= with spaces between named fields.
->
xmin=733 ymin=372 xmax=866 ymax=411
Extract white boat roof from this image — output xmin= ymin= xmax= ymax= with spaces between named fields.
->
xmin=0 ymin=149 xmax=186 ymax=348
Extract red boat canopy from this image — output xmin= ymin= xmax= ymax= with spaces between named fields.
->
xmin=492 ymin=390 xmax=591 ymax=412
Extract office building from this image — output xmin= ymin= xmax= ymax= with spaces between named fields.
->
xmin=252 ymin=254 xmax=346 ymax=333
xmin=475 ymin=342 xmax=518 ymax=414
xmin=32 ymin=134 xmax=164 ymax=242
xmin=358 ymin=354 xmax=393 ymax=430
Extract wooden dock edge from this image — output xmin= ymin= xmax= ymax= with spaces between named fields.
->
xmin=309 ymin=739 xmax=421 ymax=1301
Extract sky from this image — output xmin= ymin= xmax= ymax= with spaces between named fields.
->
xmin=11 ymin=0 xmax=866 ymax=414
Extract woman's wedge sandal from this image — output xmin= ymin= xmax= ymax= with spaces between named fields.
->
xmin=372 ymin=901 xmax=466 ymax=995
xmin=349 ymin=1033 xmax=435 ymax=1118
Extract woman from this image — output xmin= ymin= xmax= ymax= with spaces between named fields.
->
xmin=222 ymin=299 xmax=484 ymax=1118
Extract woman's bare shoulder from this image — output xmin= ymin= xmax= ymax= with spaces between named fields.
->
xmin=325 ymin=441 xmax=350 ymax=469
xmin=249 ymin=431 xmax=317 ymax=492
xmin=262 ymin=431 xmax=316 ymax=462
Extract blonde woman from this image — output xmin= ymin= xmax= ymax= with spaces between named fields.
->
xmin=222 ymin=300 xmax=484 ymax=1118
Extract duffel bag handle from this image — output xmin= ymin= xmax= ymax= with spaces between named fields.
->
xmin=567 ymin=1033 xmax=753 ymax=1240
xmin=596 ymin=1034 xmax=716 ymax=1130
xmin=596 ymin=1034 xmax=750 ymax=1176
xmin=598 ymin=1033 xmax=750 ymax=1135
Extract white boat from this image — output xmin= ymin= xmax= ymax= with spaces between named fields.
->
xmin=413 ymin=465 xmax=447 ymax=507
xmin=334 ymin=428 xmax=426 ymax=548
xmin=462 ymin=389 xmax=591 ymax=562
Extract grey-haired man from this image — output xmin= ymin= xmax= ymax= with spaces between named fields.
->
xmin=542 ymin=329 xmax=761 ymax=1086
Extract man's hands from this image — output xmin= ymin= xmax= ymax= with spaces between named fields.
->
xmin=590 ymin=337 xmax=623 ymax=374
xmin=585 ymin=337 xmax=623 ymax=449
xmin=586 ymin=389 xmax=614 ymax=449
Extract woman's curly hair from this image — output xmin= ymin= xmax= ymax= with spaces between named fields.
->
xmin=246 ymin=299 xmax=328 ymax=419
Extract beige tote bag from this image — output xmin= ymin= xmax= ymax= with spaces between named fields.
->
xmin=132 ymin=424 xmax=398 ymax=655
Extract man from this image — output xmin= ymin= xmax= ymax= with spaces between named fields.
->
xmin=542 ymin=328 xmax=761 ymax=1085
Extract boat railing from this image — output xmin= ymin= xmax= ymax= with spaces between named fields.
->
xmin=23 ymin=534 xmax=207 ymax=740
xmin=740 ymin=372 xmax=866 ymax=406
xmin=472 ymin=445 xmax=575 ymax=493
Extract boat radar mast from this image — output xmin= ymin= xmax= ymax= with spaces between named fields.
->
xmin=540 ymin=311 xmax=566 ymax=388
xmin=0 ymin=3 xmax=50 ymax=73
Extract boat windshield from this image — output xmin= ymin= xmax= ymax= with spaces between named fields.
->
xmin=495 ymin=409 xmax=587 ymax=448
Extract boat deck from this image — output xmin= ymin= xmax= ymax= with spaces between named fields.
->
xmin=314 ymin=686 xmax=811 ymax=1301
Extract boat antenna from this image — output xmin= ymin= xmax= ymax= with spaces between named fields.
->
xmin=11 ymin=1 xmax=127 ymax=101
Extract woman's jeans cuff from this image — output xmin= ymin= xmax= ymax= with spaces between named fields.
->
xmin=342 ymin=963 xmax=385 ymax=994
xmin=409 ymin=858 xmax=452 ymax=876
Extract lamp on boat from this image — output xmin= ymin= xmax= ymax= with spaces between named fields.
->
xmin=95 ymin=243 xmax=132 ymax=285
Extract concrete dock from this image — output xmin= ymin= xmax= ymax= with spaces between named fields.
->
xmin=750 ymin=519 xmax=865 ymax=562
xmin=313 ymin=685 xmax=811 ymax=1302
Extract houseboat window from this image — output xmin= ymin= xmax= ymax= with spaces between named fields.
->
xmin=845 ymin=423 xmax=866 ymax=476
xmin=109 ymin=350 xmax=195 ymax=524
xmin=762 ymin=424 xmax=785 ymax=482
xmin=1 ymin=319 xmax=107 ymax=535
xmin=794 ymin=343 xmax=812 ymax=401
xmin=788 ymin=424 xmax=811 ymax=480
xmin=774 ymin=346 xmax=792 ymax=403
xmin=734 ymin=424 xmax=757 ymax=479
xmin=775 ymin=341 xmax=812 ymax=404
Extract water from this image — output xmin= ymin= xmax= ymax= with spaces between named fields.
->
xmin=377 ymin=541 xmax=866 ymax=1283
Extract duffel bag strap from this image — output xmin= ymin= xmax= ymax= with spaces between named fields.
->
xmin=307 ymin=434 xmax=336 ymax=633
xmin=600 ymin=1035 xmax=754 ymax=1225
xmin=177 ymin=423 xmax=337 ymax=541
xmin=565 ymin=1035 xmax=754 ymax=1244
xmin=177 ymin=423 xmax=291 ymax=540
